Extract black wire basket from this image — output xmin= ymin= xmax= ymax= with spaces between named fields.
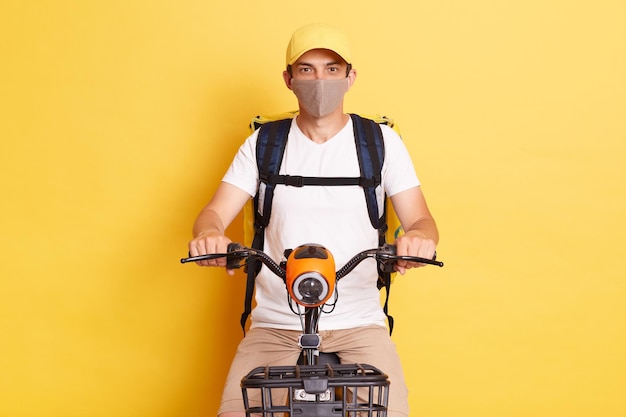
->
xmin=241 ymin=363 xmax=389 ymax=417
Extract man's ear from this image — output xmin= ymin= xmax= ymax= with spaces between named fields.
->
xmin=347 ymin=68 xmax=357 ymax=90
xmin=283 ymin=70 xmax=293 ymax=90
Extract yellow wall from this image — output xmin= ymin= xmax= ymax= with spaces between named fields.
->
xmin=1 ymin=1 xmax=624 ymax=416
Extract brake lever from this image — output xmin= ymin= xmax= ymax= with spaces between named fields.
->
xmin=390 ymin=255 xmax=444 ymax=267
xmin=180 ymin=242 xmax=249 ymax=268
xmin=180 ymin=253 xmax=228 ymax=264
xmin=378 ymin=244 xmax=444 ymax=268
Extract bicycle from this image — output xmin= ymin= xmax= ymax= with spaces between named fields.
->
xmin=181 ymin=243 xmax=443 ymax=417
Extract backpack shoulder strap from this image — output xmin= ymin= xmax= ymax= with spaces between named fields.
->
xmin=255 ymin=118 xmax=292 ymax=228
xmin=350 ymin=114 xmax=385 ymax=232
xmin=240 ymin=118 xmax=292 ymax=333
xmin=350 ymin=114 xmax=395 ymax=334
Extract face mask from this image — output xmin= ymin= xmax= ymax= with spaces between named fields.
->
xmin=291 ymin=78 xmax=350 ymax=118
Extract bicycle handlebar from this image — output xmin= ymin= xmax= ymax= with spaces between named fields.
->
xmin=180 ymin=243 xmax=443 ymax=280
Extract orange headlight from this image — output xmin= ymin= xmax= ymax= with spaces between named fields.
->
xmin=285 ymin=244 xmax=336 ymax=307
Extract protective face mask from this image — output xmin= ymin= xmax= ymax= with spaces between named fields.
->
xmin=291 ymin=78 xmax=350 ymax=118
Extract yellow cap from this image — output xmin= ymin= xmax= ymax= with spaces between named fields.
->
xmin=285 ymin=23 xmax=352 ymax=66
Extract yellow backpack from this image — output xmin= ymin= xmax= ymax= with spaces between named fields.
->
xmin=240 ymin=111 xmax=403 ymax=333
xmin=244 ymin=111 xmax=403 ymax=244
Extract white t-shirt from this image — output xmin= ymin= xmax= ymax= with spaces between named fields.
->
xmin=223 ymin=117 xmax=420 ymax=330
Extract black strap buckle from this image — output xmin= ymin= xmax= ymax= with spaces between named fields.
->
xmin=283 ymin=175 xmax=305 ymax=187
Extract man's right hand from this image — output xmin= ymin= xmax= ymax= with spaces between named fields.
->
xmin=188 ymin=231 xmax=234 ymax=274
xmin=188 ymin=182 xmax=252 ymax=275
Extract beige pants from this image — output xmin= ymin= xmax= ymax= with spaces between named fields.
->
xmin=218 ymin=325 xmax=409 ymax=417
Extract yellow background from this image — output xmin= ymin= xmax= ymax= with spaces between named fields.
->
xmin=1 ymin=1 xmax=624 ymax=416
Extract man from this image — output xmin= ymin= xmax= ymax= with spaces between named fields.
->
xmin=189 ymin=23 xmax=438 ymax=417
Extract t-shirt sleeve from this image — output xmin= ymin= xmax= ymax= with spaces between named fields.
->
xmin=380 ymin=125 xmax=421 ymax=196
xmin=221 ymin=130 xmax=260 ymax=197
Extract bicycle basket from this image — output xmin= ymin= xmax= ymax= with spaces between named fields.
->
xmin=241 ymin=363 xmax=389 ymax=417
